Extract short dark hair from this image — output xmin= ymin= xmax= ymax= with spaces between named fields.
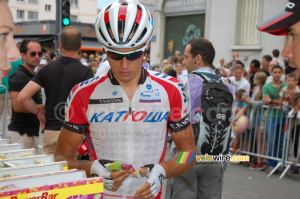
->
xmin=235 ymin=89 xmax=246 ymax=98
xmin=250 ymin=59 xmax=260 ymax=68
xmin=272 ymin=49 xmax=280 ymax=57
xmin=233 ymin=64 xmax=244 ymax=72
xmin=271 ymin=65 xmax=283 ymax=72
xmin=258 ymin=69 xmax=270 ymax=77
xmin=235 ymin=60 xmax=245 ymax=68
xmin=263 ymin=55 xmax=272 ymax=62
xmin=176 ymin=56 xmax=184 ymax=64
xmin=19 ymin=39 xmax=40 ymax=54
xmin=188 ymin=38 xmax=215 ymax=66
xmin=286 ymin=73 xmax=297 ymax=80
xmin=168 ymin=69 xmax=177 ymax=78
xmin=60 ymin=26 xmax=82 ymax=51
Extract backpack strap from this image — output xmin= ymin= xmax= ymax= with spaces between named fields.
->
xmin=191 ymin=71 xmax=221 ymax=83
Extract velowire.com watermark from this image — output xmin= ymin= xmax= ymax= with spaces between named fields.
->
xmin=176 ymin=152 xmax=249 ymax=163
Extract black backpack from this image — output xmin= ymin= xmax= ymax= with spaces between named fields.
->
xmin=191 ymin=72 xmax=234 ymax=155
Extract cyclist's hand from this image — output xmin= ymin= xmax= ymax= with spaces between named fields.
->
xmin=90 ymin=159 xmax=130 ymax=191
xmin=134 ymin=164 xmax=165 ymax=198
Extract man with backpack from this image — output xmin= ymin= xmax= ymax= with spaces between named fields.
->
xmin=168 ymin=38 xmax=234 ymax=199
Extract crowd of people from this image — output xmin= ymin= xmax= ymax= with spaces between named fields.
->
xmin=1 ymin=0 xmax=300 ymax=198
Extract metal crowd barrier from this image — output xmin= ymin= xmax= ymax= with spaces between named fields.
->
xmin=236 ymin=105 xmax=299 ymax=179
xmin=0 ymin=85 xmax=8 ymax=139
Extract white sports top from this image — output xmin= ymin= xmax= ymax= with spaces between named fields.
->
xmin=64 ymin=68 xmax=189 ymax=199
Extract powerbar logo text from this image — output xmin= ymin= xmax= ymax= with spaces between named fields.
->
xmin=196 ymin=154 xmax=250 ymax=162
xmin=10 ymin=192 xmax=58 ymax=199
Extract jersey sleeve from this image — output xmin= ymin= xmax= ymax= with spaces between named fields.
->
xmin=31 ymin=66 xmax=45 ymax=87
xmin=9 ymin=73 xmax=27 ymax=92
xmin=63 ymin=84 xmax=89 ymax=134
xmin=167 ymin=81 xmax=190 ymax=133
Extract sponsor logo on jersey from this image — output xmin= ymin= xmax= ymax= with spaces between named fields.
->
xmin=146 ymin=84 xmax=152 ymax=90
xmin=89 ymin=98 xmax=123 ymax=104
xmin=90 ymin=111 xmax=169 ymax=123
xmin=139 ymin=88 xmax=161 ymax=103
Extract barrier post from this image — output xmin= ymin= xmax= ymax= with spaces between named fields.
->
xmin=0 ymin=85 xmax=8 ymax=139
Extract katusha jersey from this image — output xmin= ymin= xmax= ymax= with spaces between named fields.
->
xmin=63 ymin=68 xmax=190 ymax=199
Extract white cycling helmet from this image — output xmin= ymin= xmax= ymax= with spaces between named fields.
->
xmin=95 ymin=0 xmax=154 ymax=50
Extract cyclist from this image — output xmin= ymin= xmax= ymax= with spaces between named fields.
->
xmin=54 ymin=1 xmax=196 ymax=199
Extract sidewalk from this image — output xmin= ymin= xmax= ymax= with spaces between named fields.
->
xmin=222 ymin=163 xmax=300 ymax=199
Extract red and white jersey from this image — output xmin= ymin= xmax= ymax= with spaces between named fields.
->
xmin=64 ymin=68 xmax=189 ymax=199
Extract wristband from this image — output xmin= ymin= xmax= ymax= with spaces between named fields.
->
xmin=34 ymin=107 xmax=41 ymax=115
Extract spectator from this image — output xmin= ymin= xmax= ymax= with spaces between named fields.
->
xmin=279 ymin=73 xmax=300 ymax=114
xmin=49 ymin=51 xmax=56 ymax=62
xmin=229 ymin=51 xmax=239 ymax=67
xmin=287 ymin=93 xmax=300 ymax=162
xmin=162 ymin=64 xmax=174 ymax=75
xmin=261 ymin=55 xmax=272 ymax=71
xmin=174 ymin=50 xmax=181 ymax=58
xmin=18 ymin=26 xmax=94 ymax=155
xmin=246 ymin=59 xmax=260 ymax=96
xmin=167 ymin=69 xmax=177 ymax=78
xmin=244 ymin=71 xmax=268 ymax=170
xmin=232 ymin=89 xmax=249 ymax=153
xmin=272 ymin=49 xmax=285 ymax=70
xmin=88 ymin=61 xmax=98 ymax=76
xmin=168 ymin=56 xmax=176 ymax=69
xmin=34 ymin=58 xmax=47 ymax=73
xmin=262 ymin=66 xmax=286 ymax=172
xmin=266 ymin=61 xmax=286 ymax=83
xmin=168 ymin=38 xmax=234 ymax=199
xmin=162 ymin=59 xmax=169 ymax=67
xmin=229 ymin=64 xmax=251 ymax=95
xmin=89 ymin=54 xmax=95 ymax=62
xmin=8 ymin=39 xmax=43 ymax=151
xmin=175 ymin=61 xmax=185 ymax=79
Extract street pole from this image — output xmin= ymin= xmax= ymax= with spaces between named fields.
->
xmin=55 ymin=0 xmax=62 ymax=57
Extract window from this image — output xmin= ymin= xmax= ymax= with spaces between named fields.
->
xmin=71 ymin=0 xmax=78 ymax=8
xmin=28 ymin=0 xmax=38 ymax=4
xmin=71 ymin=15 xmax=78 ymax=22
xmin=17 ymin=10 xmax=24 ymax=19
xmin=45 ymin=4 xmax=51 ymax=11
xmin=28 ymin=11 xmax=38 ymax=20
xmin=235 ymin=0 xmax=262 ymax=46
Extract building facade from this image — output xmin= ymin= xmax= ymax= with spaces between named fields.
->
xmin=9 ymin=0 xmax=100 ymax=53
xmin=149 ymin=0 xmax=287 ymax=69
xmin=8 ymin=0 xmax=98 ymax=23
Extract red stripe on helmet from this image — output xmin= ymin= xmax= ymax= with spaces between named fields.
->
xmin=258 ymin=12 xmax=293 ymax=31
xmin=118 ymin=5 xmax=127 ymax=21
xmin=135 ymin=9 xmax=142 ymax=24
xmin=104 ymin=10 xmax=110 ymax=24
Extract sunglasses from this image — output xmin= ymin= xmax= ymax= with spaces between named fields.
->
xmin=104 ymin=45 xmax=147 ymax=61
xmin=29 ymin=51 xmax=42 ymax=58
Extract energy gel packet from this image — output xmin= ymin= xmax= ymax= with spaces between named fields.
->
xmin=121 ymin=164 xmax=138 ymax=175
xmin=104 ymin=162 xmax=138 ymax=176
xmin=104 ymin=162 xmax=122 ymax=172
